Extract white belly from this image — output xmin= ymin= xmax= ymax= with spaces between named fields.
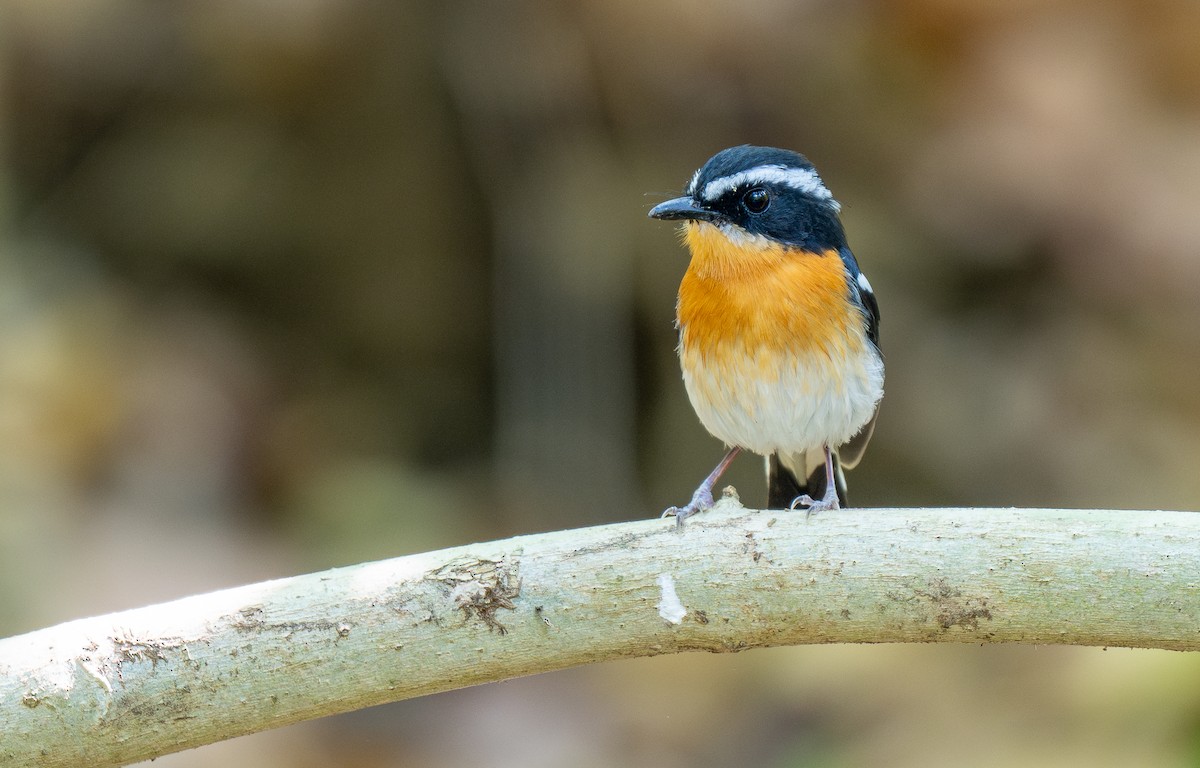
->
xmin=680 ymin=342 xmax=884 ymax=456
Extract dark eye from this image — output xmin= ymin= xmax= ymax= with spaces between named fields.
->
xmin=742 ymin=187 xmax=770 ymax=214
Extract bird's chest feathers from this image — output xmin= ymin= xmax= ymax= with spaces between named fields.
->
xmin=676 ymin=223 xmax=862 ymax=368
xmin=673 ymin=223 xmax=881 ymax=453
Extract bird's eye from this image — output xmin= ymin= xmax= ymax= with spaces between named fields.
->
xmin=742 ymin=187 xmax=770 ymax=214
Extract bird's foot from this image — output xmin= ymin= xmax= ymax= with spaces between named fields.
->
xmin=662 ymin=484 xmax=716 ymax=528
xmin=789 ymin=489 xmax=841 ymax=517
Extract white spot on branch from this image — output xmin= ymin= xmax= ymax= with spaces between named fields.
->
xmin=656 ymin=574 xmax=686 ymax=625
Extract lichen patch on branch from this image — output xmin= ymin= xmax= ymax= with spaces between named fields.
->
xmin=896 ymin=577 xmax=994 ymax=632
xmin=429 ymin=556 xmax=521 ymax=634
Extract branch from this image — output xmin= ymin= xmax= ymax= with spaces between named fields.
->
xmin=3 ymin=499 xmax=1199 ymax=767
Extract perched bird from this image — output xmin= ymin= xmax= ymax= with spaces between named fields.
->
xmin=649 ymin=145 xmax=883 ymax=524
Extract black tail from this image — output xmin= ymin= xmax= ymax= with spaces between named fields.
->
xmin=767 ymin=452 xmax=847 ymax=509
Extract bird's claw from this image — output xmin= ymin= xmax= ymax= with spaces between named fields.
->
xmin=662 ymin=485 xmax=716 ymax=528
xmin=789 ymin=493 xmax=840 ymax=517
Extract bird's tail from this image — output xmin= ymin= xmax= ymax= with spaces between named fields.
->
xmin=767 ymin=450 xmax=847 ymax=509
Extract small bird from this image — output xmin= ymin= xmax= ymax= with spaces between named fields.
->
xmin=649 ymin=145 xmax=883 ymax=524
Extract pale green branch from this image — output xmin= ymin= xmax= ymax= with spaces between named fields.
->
xmin=3 ymin=499 xmax=1199 ymax=767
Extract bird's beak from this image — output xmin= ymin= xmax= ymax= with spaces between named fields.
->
xmin=648 ymin=196 xmax=720 ymax=222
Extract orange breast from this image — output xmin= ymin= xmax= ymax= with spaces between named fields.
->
xmin=677 ymin=222 xmax=862 ymax=372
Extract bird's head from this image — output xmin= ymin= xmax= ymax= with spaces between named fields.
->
xmin=649 ymin=145 xmax=847 ymax=277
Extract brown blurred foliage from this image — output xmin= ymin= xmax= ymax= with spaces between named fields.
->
xmin=3 ymin=0 xmax=1200 ymax=766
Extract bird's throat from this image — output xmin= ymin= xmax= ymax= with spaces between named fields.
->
xmin=677 ymin=223 xmax=859 ymax=359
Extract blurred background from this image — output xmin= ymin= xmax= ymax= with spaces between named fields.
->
xmin=3 ymin=0 xmax=1200 ymax=765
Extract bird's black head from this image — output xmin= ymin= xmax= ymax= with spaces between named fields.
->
xmin=649 ymin=145 xmax=847 ymax=252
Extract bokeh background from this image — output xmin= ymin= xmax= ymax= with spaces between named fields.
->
xmin=4 ymin=0 xmax=1200 ymax=765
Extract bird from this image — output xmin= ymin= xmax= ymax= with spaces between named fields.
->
xmin=648 ymin=145 xmax=883 ymax=525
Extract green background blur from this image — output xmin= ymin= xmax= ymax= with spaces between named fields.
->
xmin=4 ymin=1 xmax=1200 ymax=766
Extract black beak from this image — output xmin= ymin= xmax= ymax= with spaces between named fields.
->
xmin=648 ymin=196 xmax=720 ymax=222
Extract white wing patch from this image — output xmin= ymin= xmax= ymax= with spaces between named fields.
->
xmin=701 ymin=164 xmax=834 ymax=204
xmin=856 ymin=271 xmax=874 ymax=296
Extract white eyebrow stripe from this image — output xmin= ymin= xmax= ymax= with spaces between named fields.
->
xmin=701 ymin=164 xmax=834 ymax=202
xmin=685 ymin=167 xmax=702 ymax=196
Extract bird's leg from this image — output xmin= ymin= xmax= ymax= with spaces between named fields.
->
xmin=789 ymin=445 xmax=841 ymax=515
xmin=663 ymin=446 xmax=741 ymax=527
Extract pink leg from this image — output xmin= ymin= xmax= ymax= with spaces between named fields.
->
xmin=662 ymin=447 xmax=741 ymax=527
